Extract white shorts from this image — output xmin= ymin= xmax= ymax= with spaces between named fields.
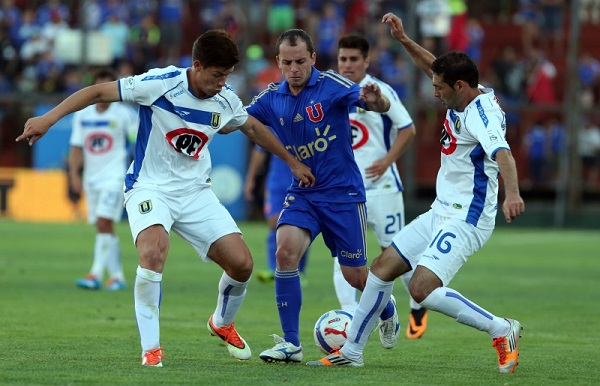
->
xmin=124 ymin=187 xmax=241 ymax=262
xmin=366 ymin=191 xmax=405 ymax=248
xmin=85 ymin=187 xmax=124 ymax=224
xmin=391 ymin=209 xmax=493 ymax=286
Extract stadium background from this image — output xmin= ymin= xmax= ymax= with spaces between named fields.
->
xmin=0 ymin=0 xmax=598 ymax=228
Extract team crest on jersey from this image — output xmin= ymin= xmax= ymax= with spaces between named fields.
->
xmin=85 ymin=133 xmax=113 ymax=154
xmin=306 ymin=103 xmax=324 ymax=122
xmin=139 ymin=200 xmax=152 ymax=214
xmin=453 ymin=203 xmax=462 ymax=209
xmin=165 ymin=128 xmax=209 ymax=159
xmin=454 ymin=116 xmax=462 ymax=134
xmin=211 ymin=112 xmax=221 ymax=129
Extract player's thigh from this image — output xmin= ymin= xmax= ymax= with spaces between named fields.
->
xmin=417 ymin=215 xmax=492 ymax=286
xmin=275 ymin=223 xmax=312 ymax=267
xmin=391 ymin=209 xmax=436 ymax=270
xmin=96 ymin=188 xmax=125 ymax=222
xmin=319 ymin=201 xmax=368 ymax=268
xmin=366 ymin=192 xmax=405 ymax=248
xmin=173 ymin=188 xmax=242 ymax=263
xmin=124 ymin=188 xmax=175 ymax=245
xmin=207 ymin=233 xmax=252 ymax=281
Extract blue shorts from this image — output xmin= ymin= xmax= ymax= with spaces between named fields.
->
xmin=277 ymin=194 xmax=368 ymax=267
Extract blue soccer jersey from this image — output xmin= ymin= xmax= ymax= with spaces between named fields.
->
xmin=247 ymin=68 xmax=367 ymax=203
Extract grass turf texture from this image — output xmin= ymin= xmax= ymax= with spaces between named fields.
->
xmin=0 ymin=219 xmax=598 ymax=385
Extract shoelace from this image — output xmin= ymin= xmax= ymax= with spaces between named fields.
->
xmin=145 ymin=347 xmax=166 ymax=363
xmin=219 ymin=323 xmax=244 ymax=347
xmin=492 ymin=338 xmax=507 ymax=364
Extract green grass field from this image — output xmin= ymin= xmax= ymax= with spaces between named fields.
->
xmin=1 ymin=219 xmax=598 ymax=385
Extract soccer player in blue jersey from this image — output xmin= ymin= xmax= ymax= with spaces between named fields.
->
xmin=247 ymin=28 xmax=399 ymax=364
xmin=17 ymin=29 xmax=315 ymax=367
xmin=307 ymin=13 xmax=524 ymax=373
xmin=244 ymin=146 xmax=309 ymax=286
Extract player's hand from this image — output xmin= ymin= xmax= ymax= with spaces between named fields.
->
xmin=359 ymin=82 xmax=382 ymax=103
xmin=16 ymin=116 xmax=52 ymax=146
xmin=502 ymin=195 xmax=525 ymax=224
xmin=382 ymin=13 xmax=406 ymax=42
xmin=365 ymin=159 xmax=390 ymax=182
xmin=291 ymin=163 xmax=315 ymax=188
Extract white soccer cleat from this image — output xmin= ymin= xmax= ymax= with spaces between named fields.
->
xmin=306 ymin=350 xmax=364 ymax=367
xmin=378 ymin=294 xmax=400 ymax=349
xmin=259 ymin=334 xmax=303 ymax=363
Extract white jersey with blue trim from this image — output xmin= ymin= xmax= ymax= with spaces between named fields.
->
xmin=350 ymin=74 xmax=413 ymax=194
xmin=118 ymin=66 xmax=248 ymax=193
xmin=431 ymin=87 xmax=509 ymax=229
xmin=70 ymin=103 xmax=136 ymax=190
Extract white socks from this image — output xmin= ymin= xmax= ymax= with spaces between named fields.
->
xmin=212 ymin=272 xmax=249 ymax=327
xmin=90 ymin=233 xmax=111 ymax=280
xmin=135 ymin=266 xmax=162 ymax=352
xmin=341 ymin=271 xmax=394 ymax=360
xmin=420 ymin=286 xmax=510 ymax=338
xmin=90 ymin=233 xmax=124 ymax=282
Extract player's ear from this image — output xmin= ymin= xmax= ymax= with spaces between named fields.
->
xmin=454 ymin=80 xmax=465 ymax=92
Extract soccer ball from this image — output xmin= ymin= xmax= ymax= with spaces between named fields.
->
xmin=313 ymin=309 xmax=353 ymax=354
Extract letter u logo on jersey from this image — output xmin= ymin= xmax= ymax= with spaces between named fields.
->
xmin=305 ymin=103 xmax=324 ymax=122
xmin=211 ymin=112 xmax=221 ymax=129
xmin=139 ymin=200 xmax=152 ymax=214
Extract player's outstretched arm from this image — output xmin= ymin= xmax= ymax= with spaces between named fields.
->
xmin=16 ymin=82 xmax=121 ymax=146
xmin=382 ymin=12 xmax=436 ymax=79
xmin=360 ymin=83 xmax=390 ymax=113
xmin=495 ymin=149 xmax=525 ymax=223
xmin=240 ymin=115 xmax=315 ymax=187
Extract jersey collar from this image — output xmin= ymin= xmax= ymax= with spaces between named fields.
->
xmin=278 ymin=66 xmax=320 ymax=95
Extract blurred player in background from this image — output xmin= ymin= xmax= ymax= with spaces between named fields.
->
xmin=336 ymin=35 xmax=427 ymax=339
xmin=244 ymin=146 xmax=309 ymax=286
xmin=308 ymin=14 xmax=525 ymax=373
xmin=17 ymin=29 xmax=314 ymax=368
xmin=69 ymin=68 xmax=137 ymax=291
xmin=245 ymin=28 xmax=397 ymax=364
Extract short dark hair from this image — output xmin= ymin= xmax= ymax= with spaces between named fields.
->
xmin=92 ymin=67 xmax=117 ymax=83
xmin=275 ymin=29 xmax=315 ymax=56
xmin=192 ymin=29 xmax=239 ymax=69
xmin=431 ymin=51 xmax=479 ymax=88
xmin=338 ymin=35 xmax=370 ymax=58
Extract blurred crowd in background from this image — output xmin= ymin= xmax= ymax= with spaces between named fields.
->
xmin=1 ymin=0 xmax=600 ymax=192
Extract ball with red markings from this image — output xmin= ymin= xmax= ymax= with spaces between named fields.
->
xmin=313 ymin=309 xmax=353 ymax=354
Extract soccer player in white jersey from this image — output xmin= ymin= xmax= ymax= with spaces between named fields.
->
xmin=17 ymin=29 xmax=315 ymax=368
xmin=69 ymin=68 xmax=136 ymax=291
xmin=308 ymin=13 xmax=525 ymax=374
xmin=336 ymin=35 xmax=428 ymax=340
